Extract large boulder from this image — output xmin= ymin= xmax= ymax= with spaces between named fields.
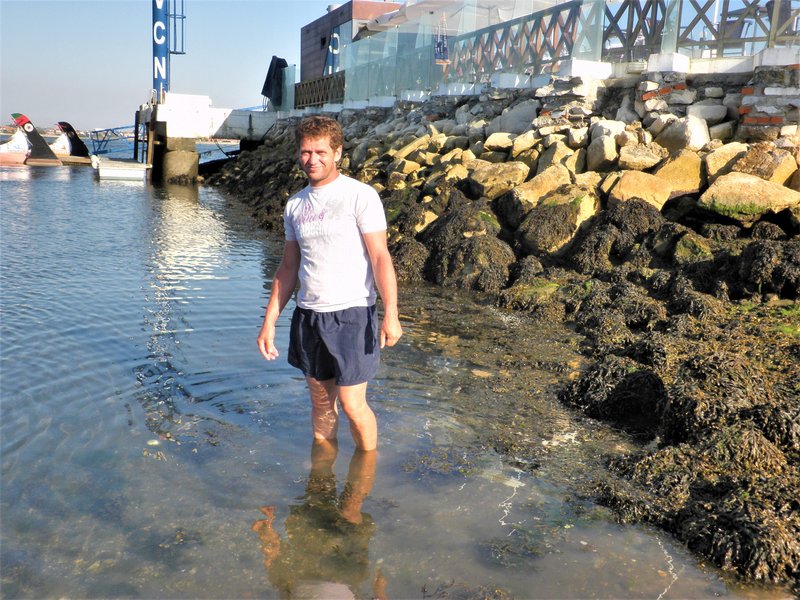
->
xmin=732 ymin=142 xmax=798 ymax=186
xmin=392 ymin=134 xmax=432 ymax=160
xmin=653 ymin=149 xmax=706 ymax=198
xmin=687 ymin=103 xmax=728 ymax=126
xmin=510 ymin=130 xmax=541 ymax=157
xmin=484 ymin=132 xmax=516 ymax=152
xmin=537 ymin=140 xmax=574 ymax=174
xmin=608 ymin=170 xmax=673 ymax=211
xmin=516 ymin=191 xmax=596 ymax=256
xmin=704 ymin=142 xmax=749 ymax=184
xmin=495 ymin=164 xmax=572 ymax=229
xmin=485 ymin=99 xmax=541 ymax=135
xmin=466 ymin=161 xmax=530 ymax=200
xmin=618 ymin=143 xmax=669 ymax=171
xmin=591 ymin=119 xmax=627 ymax=141
xmin=698 ymin=172 xmax=800 ymax=224
xmin=654 ymin=115 xmax=710 ymax=152
xmin=587 ymin=135 xmax=619 ymax=172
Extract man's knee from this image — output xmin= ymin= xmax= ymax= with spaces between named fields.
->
xmin=307 ymin=377 xmax=336 ymax=401
xmin=338 ymin=383 xmax=369 ymax=415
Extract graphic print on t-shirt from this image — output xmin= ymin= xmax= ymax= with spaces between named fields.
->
xmin=296 ymin=198 xmax=330 ymax=242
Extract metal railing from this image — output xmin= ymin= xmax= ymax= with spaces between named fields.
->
xmin=450 ymin=1 xmax=584 ymax=79
xmin=673 ymin=0 xmax=800 ymax=58
xmin=90 ymin=124 xmax=149 ymax=161
xmin=294 ymin=71 xmax=346 ymax=109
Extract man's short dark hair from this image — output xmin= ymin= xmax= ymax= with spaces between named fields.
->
xmin=295 ymin=115 xmax=343 ymax=151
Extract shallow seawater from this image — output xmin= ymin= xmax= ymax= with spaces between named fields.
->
xmin=0 ymin=165 xmax=789 ymax=599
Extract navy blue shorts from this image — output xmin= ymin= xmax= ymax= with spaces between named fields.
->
xmin=288 ymin=305 xmax=379 ymax=386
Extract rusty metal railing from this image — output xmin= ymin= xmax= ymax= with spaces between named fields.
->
xmin=294 ymin=71 xmax=346 ymax=109
xmin=449 ymin=2 xmax=584 ymax=80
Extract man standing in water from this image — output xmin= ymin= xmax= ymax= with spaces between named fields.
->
xmin=257 ymin=115 xmax=402 ymax=451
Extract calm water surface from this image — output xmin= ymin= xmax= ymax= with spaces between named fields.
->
xmin=0 ymin=166 xmax=786 ymax=599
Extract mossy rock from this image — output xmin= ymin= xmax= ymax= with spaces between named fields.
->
xmin=497 ymin=278 xmax=560 ymax=311
xmin=673 ymin=231 xmax=713 ymax=265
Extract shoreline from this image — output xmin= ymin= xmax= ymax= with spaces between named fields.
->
xmin=205 ymin=67 xmax=799 ymax=592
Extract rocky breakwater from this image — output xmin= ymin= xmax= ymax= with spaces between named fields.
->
xmin=208 ymin=64 xmax=800 ymax=591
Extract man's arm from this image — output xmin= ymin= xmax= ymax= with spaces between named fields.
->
xmin=362 ymin=230 xmax=402 ymax=348
xmin=257 ymin=241 xmax=301 ymax=360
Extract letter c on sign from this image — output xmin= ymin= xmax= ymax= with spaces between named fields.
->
xmin=153 ymin=21 xmax=166 ymax=44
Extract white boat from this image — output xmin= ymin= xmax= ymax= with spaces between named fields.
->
xmin=0 ymin=129 xmax=29 ymax=166
xmin=91 ymin=155 xmax=151 ymax=181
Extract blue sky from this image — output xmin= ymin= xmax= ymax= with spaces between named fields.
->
xmin=0 ymin=0 xmax=335 ymax=130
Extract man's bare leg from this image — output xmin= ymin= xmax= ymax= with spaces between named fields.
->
xmin=338 ymin=382 xmax=377 ymax=451
xmin=307 ymin=377 xmax=339 ymax=442
xmin=339 ymin=448 xmax=377 ymax=524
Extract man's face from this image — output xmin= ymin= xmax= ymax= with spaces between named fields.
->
xmin=298 ymin=135 xmax=342 ymax=187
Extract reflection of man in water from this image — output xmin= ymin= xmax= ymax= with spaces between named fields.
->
xmin=252 ymin=441 xmax=387 ymax=599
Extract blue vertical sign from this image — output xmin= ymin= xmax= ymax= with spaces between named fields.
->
xmin=153 ymin=0 xmax=169 ymax=99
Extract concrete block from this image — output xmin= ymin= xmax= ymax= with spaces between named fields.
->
xmin=491 ymin=73 xmax=531 ymax=89
xmin=165 ymin=137 xmax=197 ymax=152
xmin=343 ymin=100 xmax=369 ymax=110
xmin=709 ymin=121 xmax=735 ymax=142
xmin=163 ymin=150 xmax=198 ymax=183
xmin=765 ymin=87 xmax=800 ymax=96
xmin=687 ymin=104 xmax=728 ymax=125
xmin=436 ymin=82 xmax=482 ymax=96
xmin=687 ymin=56 xmax=753 ymax=74
xmin=741 ymin=95 xmax=795 ymax=107
xmin=368 ymin=96 xmax=396 ymax=108
xmin=401 ymin=90 xmax=431 ymax=102
xmin=557 ymin=59 xmax=613 ymax=79
xmin=754 ymin=47 xmax=800 ymax=68
xmin=668 ymin=89 xmax=697 ymax=104
xmin=647 ymin=53 xmax=690 ymax=74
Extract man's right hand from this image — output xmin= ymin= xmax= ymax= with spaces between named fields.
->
xmin=257 ymin=323 xmax=279 ymax=360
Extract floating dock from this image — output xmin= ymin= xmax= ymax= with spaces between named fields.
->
xmin=90 ymin=155 xmax=151 ymax=181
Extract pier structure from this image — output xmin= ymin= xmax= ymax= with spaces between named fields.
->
xmin=136 ymin=93 xmax=280 ymax=182
xmin=140 ymin=0 xmax=799 ymax=183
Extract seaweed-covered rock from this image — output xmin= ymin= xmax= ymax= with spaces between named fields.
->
xmin=737 ymin=239 xmax=800 ymax=299
xmin=567 ymin=223 xmax=619 ymax=274
xmin=495 ymin=164 xmax=571 ymax=230
xmin=508 ymin=255 xmax=544 ymax=285
xmin=676 ymin=472 xmax=800 ymax=584
xmin=560 ymin=356 xmax=666 ymax=436
xmin=437 ymin=235 xmax=515 ymax=292
xmin=390 ymin=238 xmax=429 ymax=282
xmin=661 ymin=351 xmax=775 ymax=444
xmin=516 ymin=200 xmax=581 ymax=257
xmin=698 ymin=172 xmax=800 ymax=225
xmin=497 ymin=277 xmax=561 ymax=312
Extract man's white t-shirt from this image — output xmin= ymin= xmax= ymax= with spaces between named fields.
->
xmin=284 ymin=174 xmax=387 ymax=312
